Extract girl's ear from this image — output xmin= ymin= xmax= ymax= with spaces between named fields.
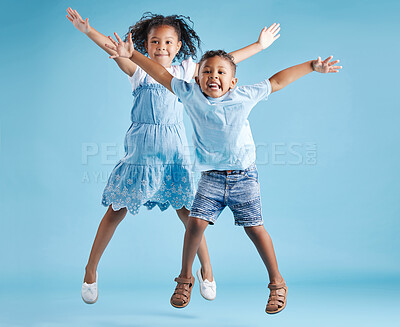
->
xmin=176 ymin=40 xmax=182 ymax=54
xmin=144 ymin=40 xmax=148 ymax=52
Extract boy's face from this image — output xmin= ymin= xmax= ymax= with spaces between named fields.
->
xmin=195 ymin=56 xmax=237 ymax=98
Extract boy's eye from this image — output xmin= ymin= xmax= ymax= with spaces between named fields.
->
xmin=166 ymin=41 xmax=172 ymax=44
xmin=151 ymin=41 xmax=159 ymax=44
xmin=219 ymin=71 xmax=225 ymax=74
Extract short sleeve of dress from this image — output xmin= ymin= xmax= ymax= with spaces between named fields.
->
xmin=127 ymin=66 xmax=146 ymax=91
xmin=238 ymin=79 xmax=272 ymax=103
xmin=179 ymin=57 xmax=197 ymax=82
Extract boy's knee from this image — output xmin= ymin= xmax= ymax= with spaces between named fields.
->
xmin=244 ymin=224 xmax=265 ymax=237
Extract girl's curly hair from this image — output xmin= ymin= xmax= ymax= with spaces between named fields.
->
xmin=125 ymin=12 xmax=201 ymax=61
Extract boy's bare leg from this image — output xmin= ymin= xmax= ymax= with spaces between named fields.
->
xmin=176 ymin=208 xmax=214 ymax=281
xmin=84 ymin=206 xmax=127 ymax=283
xmin=170 ymin=217 xmax=209 ymax=307
xmin=244 ymin=225 xmax=284 ymax=284
xmin=179 ymin=217 xmax=210 ymax=279
xmin=244 ymin=224 xmax=287 ymax=313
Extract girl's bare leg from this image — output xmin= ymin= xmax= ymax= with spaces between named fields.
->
xmin=84 ymin=205 xmax=127 ymax=283
xmin=244 ymin=225 xmax=284 ymax=284
xmin=176 ymin=207 xmax=213 ymax=281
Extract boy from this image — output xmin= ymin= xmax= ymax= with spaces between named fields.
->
xmin=106 ymin=32 xmax=341 ymax=314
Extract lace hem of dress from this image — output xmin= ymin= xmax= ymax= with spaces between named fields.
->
xmin=101 ymin=162 xmax=195 ymax=215
xmin=102 ymin=198 xmax=193 ymax=216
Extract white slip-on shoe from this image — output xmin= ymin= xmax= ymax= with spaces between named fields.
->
xmin=81 ymin=271 xmax=98 ymax=304
xmin=196 ymin=268 xmax=216 ymax=301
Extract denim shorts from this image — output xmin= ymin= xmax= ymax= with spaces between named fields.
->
xmin=189 ymin=163 xmax=263 ymax=227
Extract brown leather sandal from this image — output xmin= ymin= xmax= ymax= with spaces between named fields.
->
xmin=265 ymin=281 xmax=287 ymax=314
xmin=170 ymin=276 xmax=195 ymax=308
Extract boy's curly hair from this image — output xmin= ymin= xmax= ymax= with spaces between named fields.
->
xmin=198 ymin=50 xmax=237 ymax=75
xmin=125 ymin=12 xmax=201 ymax=61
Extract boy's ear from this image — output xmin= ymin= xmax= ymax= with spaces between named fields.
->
xmin=229 ymin=77 xmax=238 ymax=90
xmin=195 ymin=76 xmax=200 ymax=85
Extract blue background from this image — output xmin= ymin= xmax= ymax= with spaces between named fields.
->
xmin=0 ymin=0 xmax=399 ymax=326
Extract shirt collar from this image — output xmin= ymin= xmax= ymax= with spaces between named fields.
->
xmin=205 ymin=89 xmax=233 ymax=103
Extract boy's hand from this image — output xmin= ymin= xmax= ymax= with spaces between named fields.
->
xmin=257 ymin=23 xmax=281 ymax=49
xmin=105 ymin=33 xmax=135 ymax=59
xmin=312 ymin=56 xmax=342 ymax=73
xmin=66 ymin=7 xmax=91 ymax=34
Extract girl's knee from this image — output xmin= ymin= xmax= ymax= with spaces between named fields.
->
xmin=106 ymin=206 xmax=127 ymax=222
xmin=176 ymin=206 xmax=190 ymax=216
xmin=176 ymin=207 xmax=190 ymax=226
xmin=188 ymin=217 xmax=208 ymax=234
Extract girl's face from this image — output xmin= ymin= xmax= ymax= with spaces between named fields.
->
xmin=145 ymin=25 xmax=182 ymax=67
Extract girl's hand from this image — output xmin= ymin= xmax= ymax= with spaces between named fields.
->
xmin=105 ymin=33 xmax=135 ymax=59
xmin=257 ymin=23 xmax=281 ymax=49
xmin=312 ymin=56 xmax=342 ymax=73
xmin=66 ymin=7 xmax=91 ymax=34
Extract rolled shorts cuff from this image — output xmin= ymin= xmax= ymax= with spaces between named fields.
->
xmin=188 ymin=213 xmax=216 ymax=225
xmin=234 ymin=219 xmax=264 ymax=227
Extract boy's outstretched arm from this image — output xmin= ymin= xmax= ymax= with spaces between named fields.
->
xmin=66 ymin=7 xmax=137 ymax=76
xmin=269 ymin=56 xmax=342 ymax=93
xmin=106 ymin=33 xmax=174 ymax=93
xmin=192 ymin=23 xmax=280 ymax=78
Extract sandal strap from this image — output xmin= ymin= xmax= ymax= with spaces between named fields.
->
xmin=268 ymin=281 xmax=286 ymax=290
xmin=173 ymin=289 xmax=190 ymax=298
xmin=174 ymin=276 xmax=194 ymax=285
xmin=268 ymin=294 xmax=285 ymax=303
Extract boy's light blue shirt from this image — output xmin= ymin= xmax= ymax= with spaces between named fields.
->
xmin=171 ymin=77 xmax=272 ymax=171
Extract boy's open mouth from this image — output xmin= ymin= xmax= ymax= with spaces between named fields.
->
xmin=208 ymin=83 xmax=220 ymax=90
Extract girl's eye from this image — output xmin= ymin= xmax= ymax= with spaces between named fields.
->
xmin=166 ymin=41 xmax=172 ymax=44
xmin=151 ymin=41 xmax=159 ymax=44
xmin=219 ymin=71 xmax=225 ymax=74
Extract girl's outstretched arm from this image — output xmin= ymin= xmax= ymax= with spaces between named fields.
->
xmin=106 ymin=33 xmax=174 ymax=93
xmin=229 ymin=23 xmax=280 ymax=63
xmin=269 ymin=56 xmax=342 ymax=93
xmin=66 ymin=7 xmax=137 ymax=76
xmin=192 ymin=23 xmax=280 ymax=78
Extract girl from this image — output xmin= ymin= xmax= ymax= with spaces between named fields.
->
xmin=66 ymin=7 xmax=280 ymax=304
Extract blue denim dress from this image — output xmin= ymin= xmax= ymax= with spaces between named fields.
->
xmin=102 ymin=73 xmax=195 ymax=215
